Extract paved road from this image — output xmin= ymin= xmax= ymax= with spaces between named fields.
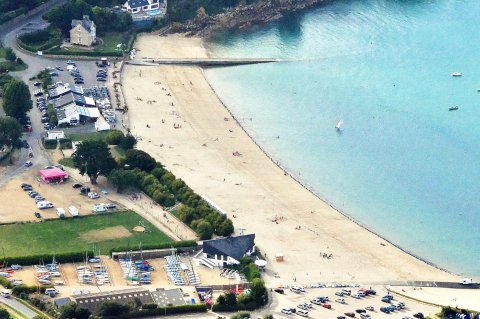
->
xmin=0 ymin=296 xmax=38 ymax=319
xmin=0 ymin=7 xmax=105 ymax=186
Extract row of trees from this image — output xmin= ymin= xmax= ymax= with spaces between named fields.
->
xmin=44 ymin=0 xmax=132 ymax=36
xmin=70 ymin=135 xmax=234 ymax=239
xmin=108 ymin=148 xmax=234 ymax=239
xmin=0 ymin=76 xmax=31 ymax=151
xmin=0 ymin=0 xmax=44 ymax=25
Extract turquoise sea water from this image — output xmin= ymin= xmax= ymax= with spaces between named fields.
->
xmin=205 ymin=0 xmax=480 ymax=276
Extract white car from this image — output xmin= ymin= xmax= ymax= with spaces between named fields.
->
xmin=335 ymin=298 xmax=346 ymax=304
xmin=88 ymin=192 xmax=100 ymax=199
xmin=281 ymin=308 xmax=293 ymax=315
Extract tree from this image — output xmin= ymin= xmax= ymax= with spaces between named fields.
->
xmin=263 ymin=315 xmax=274 ymax=319
xmin=2 ymin=79 xmax=32 ymax=120
xmin=195 ymin=219 xmax=213 ymax=240
xmin=120 ymin=134 xmax=137 ymax=150
xmin=4 ymin=47 xmax=16 ymax=62
xmin=0 ymin=309 xmax=10 ymax=319
xmin=105 ymin=129 xmax=124 ymax=145
xmin=59 ymin=302 xmax=91 ymax=319
xmin=72 ymin=140 xmax=117 ymax=184
xmin=94 ymin=301 xmax=130 ymax=317
xmin=250 ymin=278 xmax=268 ymax=307
xmin=217 ymin=219 xmax=234 ymax=237
xmin=125 ymin=149 xmax=156 ymax=172
xmin=0 ymin=116 xmax=22 ymax=149
xmin=108 ymin=168 xmax=138 ymax=192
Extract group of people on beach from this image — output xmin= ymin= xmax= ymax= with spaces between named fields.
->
xmin=174 ymin=123 xmax=182 ymax=129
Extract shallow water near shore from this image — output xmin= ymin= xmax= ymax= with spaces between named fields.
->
xmin=205 ymin=0 xmax=480 ymax=276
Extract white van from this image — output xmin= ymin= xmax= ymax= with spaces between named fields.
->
xmin=93 ymin=204 xmax=107 ymax=213
xmin=297 ymin=310 xmax=309 ymax=317
xmin=68 ymin=206 xmax=79 ymax=217
xmin=56 ymin=208 xmax=65 ymax=218
xmin=342 ymin=289 xmax=351 ymax=295
xmin=1 ymin=289 xmax=11 ymax=298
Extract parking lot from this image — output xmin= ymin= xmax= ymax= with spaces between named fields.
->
xmin=270 ymin=286 xmax=439 ymax=319
xmin=0 ymin=171 xmax=119 ymax=223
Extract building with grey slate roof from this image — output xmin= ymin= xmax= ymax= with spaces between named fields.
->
xmin=70 ymin=15 xmax=96 ymax=46
xmin=202 ymin=234 xmax=256 ymax=267
xmin=75 ymin=288 xmax=153 ymax=312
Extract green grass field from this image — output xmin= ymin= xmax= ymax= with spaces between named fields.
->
xmin=67 ymin=131 xmax=110 ymax=142
xmin=0 ymin=211 xmax=172 ymax=258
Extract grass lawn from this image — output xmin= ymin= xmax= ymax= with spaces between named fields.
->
xmin=67 ymin=131 xmax=110 ymax=142
xmin=0 ymin=211 xmax=172 ymax=258
xmin=58 ymin=157 xmax=75 ymax=168
xmin=112 ymin=145 xmax=126 ymax=159
xmin=97 ymin=32 xmax=129 ymax=53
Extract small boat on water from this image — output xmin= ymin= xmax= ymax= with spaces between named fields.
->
xmin=335 ymin=120 xmax=343 ymax=131
xmin=451 ymin=72 xmax=462 ymax=77
xmin=449 ymin=106 xmax=459 ymax=111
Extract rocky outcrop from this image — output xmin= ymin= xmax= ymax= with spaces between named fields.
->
xmin=169 ymin=0 xmax=327 ymax=37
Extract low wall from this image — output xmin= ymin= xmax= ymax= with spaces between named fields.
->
xmin=111 ymin=245 xmax=203 ymax=260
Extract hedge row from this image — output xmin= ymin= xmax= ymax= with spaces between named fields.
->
xmin=2 ymin=251 xmax=93 ymax=266
xmin=212 ymin=302 xmax=258 ymax=312
xmin=45 ymin=48 xmax=123 ymax=57
xmin=110 ymin=240 xmax=197 ymax=253
xmin=12 ymin=285 xmax=54 ymax=296
xmin=3 ymin=241 xmax=197 ymax=266
xmin=115 ymin=304 xmax=208 ymax=319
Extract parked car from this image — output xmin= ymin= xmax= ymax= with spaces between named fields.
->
xmin=33 ymin=81 xmax=41 ymax=87
xmin=72 ymin=183 xmax=83 ymax=188
xmin=55 ymin=66 xmax=63 ymax=71
xmin=365 ymin=306 xmax=374 ymax=311
xmin=335 ymin=291 xmax=344 ymax=297
xmin=335 ymin=298 xmax=345 ymax=304
xmin=29 ymin=192 xmax=38 ymax=198
xmin=24 ymin=161 xmax=33 ymax=167
xmin=337 ymin=316 xmax=346 ymax=319
xmin=380 ymin=307 xmax=390 ymax=314
xmin=96 ymin=77 xmax=107 ymax=82
xmin=360 ymin=314 xmax=371 ymax=319
xmin=34 ymin=212 xmax=41 ymax=218
xmin=322 ymin=303 xmax=332 ymax=309
xmin=345 ymin=313 xmax=355 ymax=318
xmin=21 ymin=183 xmax=32 ymax=189
xmin=413 ymin=313 xmax=424 ymax=319
xmin=75 ymin=80 xmax=84 ymax=85
xmin=274 ymin=288 xmax=284 ymax=294
xmin=281 ymin=309 xmax=293 ymax=315
xmin=88 ymin=192 xmax=100 ymax=199
xmin=355 ymin=309 xmax=366 ymax=314
xmin=311 ymin=298 xmax=323 ymax=305
xmin=80 ymin=187 xmax=91 ymax=194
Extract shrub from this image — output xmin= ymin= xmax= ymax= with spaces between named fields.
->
xmin=106 ymin=130 xmax=124 ymax=145
xmin=120 ymin=134 xmax=137 ymax=150
xmin=59 ymin=138 xmax=73 ymax=149
xmin=0 ymin=276 xmax=11 ymax=288
xmin=43 ymin=139 xmax=58 ymax=149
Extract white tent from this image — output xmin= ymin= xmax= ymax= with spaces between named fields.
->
xmin=95 ymin=117 xmax=110 ymax=131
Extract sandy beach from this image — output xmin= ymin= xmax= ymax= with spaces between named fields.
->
xmin=123 ymin=34 xmax=457 ymax=284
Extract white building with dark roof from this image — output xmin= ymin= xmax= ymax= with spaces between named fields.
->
xmin=123 ymin=0 xmax=166 ymax=15
xmin=201 ymin=234 xmax=256 ymax=267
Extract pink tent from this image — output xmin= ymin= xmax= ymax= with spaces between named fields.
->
xmin=39 ymin=168 xmax=68 ymax=184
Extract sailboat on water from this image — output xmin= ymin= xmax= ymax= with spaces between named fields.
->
xmin=335 ymin=120 xmax=343 ymax=131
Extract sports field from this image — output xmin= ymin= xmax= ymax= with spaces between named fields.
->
xmin=0 ymin=211 xmax=172 ymax=258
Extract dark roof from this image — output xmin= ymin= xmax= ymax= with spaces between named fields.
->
xmin=203 ymin=234 xmax=255 ymax=261
xmin=128 ymin=0 xmax=149 ymax=9
xmin=71 ymin=16 xmax=94 ymax=32
xmin=75 ymin=289 xmax=153 ymax=312
xmin=54 ymin=297 xmax=72 ymax=308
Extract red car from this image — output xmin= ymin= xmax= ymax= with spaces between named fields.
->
xmin=23 ymin=125 xmax=32 ymax=132
xmin=323 ymin=304 xmax=332 ymax=309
